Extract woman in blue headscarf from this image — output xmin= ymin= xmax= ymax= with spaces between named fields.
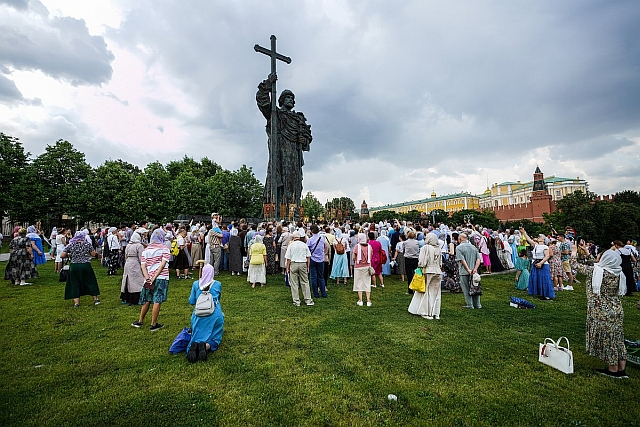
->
xmin=187 ymin=264 xmax=224 ymax=363
xmin=377 ymin=229 xmax=391 ymax=276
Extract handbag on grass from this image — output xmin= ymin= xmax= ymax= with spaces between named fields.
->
xmin=409 ymin=268 xmax=426 ymax=293
xmin=539 ymin=337 xmax=574 ymax=374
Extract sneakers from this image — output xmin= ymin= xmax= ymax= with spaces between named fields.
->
xmin=149 ymin=323 xmax=164 ymax=332
xmin=197 ymin=342 xmax=207 ymax=362
xmin=366 ymin=301 xmax=372 ymax=307
xmin=94 ymin=299 xmax=101 ymax=305
xmin=434 ymin=316 xmax=440 ymax=320
xmin=563 ymin=285 xmax=574 ymax=291
xmin=293 ymin=302 xmax=301 ymax=307
xmin=187 ymin=344 xmax=198 ymax=364
xmin=131 ymin=321 xmax=143 ymax=328
xmin=422 ymin=315 xmax=433 ymax=320
xmin=357 ymin=300 xmax=363 ymax=306
xmin=306 ymin=301 xmax=315 ymax=306
xmin=596 ymin=368 xmax=627 ymax=379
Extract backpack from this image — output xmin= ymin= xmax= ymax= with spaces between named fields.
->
xmin=170 ymin=239 xmax=179 ymax=256
xmin=380 ymin=247 xmax=388 ymax=264
xmin=195 ymin=289 xmax=215 ymax=317
xmin=335 ymin=238 xmax=345 ymax=255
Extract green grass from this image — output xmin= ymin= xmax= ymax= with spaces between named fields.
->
xmin=1 ymin=259 xmax=639 ymax=426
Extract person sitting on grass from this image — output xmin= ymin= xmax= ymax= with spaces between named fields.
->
xmin=514 ymin=249 xmax=530 ymax=291
xmin=187 ymin=264 xmax=224 ymax=363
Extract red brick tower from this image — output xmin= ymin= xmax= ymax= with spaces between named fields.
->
xmin=530 ymin=166 xmax=554 ymax=223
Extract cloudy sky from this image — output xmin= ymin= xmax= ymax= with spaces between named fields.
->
xmin=1 ymin=0 xmax=639 ymax=208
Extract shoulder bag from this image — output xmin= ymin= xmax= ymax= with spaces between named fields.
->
xmin=539 ymin=336 xmax=574 ymax=374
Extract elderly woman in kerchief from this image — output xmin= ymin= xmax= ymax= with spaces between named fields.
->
xmin=571 ymin=249 xmax=628 ymax=378
xmin=247 ymin=234 xmax=267 ymax=288
xmin=228 ymin=227 xmax=243 ymax=275
xmin=61 ymin=231 xmax=100 ymax=307
xmin=377 ymin=229 xmax=391 ymax=276
xmin=26 ymin=225 xmax=47 ymax=267
xmin=132 ymin=228 xmax=171 ymax=331
xmin=352 ymin=232 xmax=373 ymax=306
xmin=410 ymin=232 xmax=443 ymax=319
xmin=4 ymin=227 xmax=38 ymax=286
xmin=120 ymin=232 xmax=145 ymax=306
xmin=106 ymin=227 xmax=121 ymax=275
xmin=186 ymin=264 xmax=225 ymax=363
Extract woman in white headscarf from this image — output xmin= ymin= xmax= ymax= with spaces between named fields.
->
xmin=106 ymin=227 xmax=121 ymax=276
xmin=120 ymin=232 xmax=146 ymax=305
xmin=572 ymin=249 xmax=628 ymax=378
xmin=409 ymin=233 xmax=443 ymax=319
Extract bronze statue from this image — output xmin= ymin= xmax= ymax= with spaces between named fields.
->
xmin=256 ymin=75 xmax=312 ymax=210
xmin=255 ymin=36 xmax=312 ymax=219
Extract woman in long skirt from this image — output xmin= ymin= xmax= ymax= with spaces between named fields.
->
xmin=26 ymin=226 xmax=47 ymax=267
xmin=377 ymin=230 xmax=391 ymax=276
xmin=264 ymin=227 xmax=279 ymax=275
xmin=4 ymin=228 xmax=39 ymax=285
xmin=352 ymin=233 xmax=372 ymax=306
xmin=330 ymin=229 xmax=350 ymax=284
xmin=120 ymin=232 xmax=145 ymax=305
xmin=106 ymin=227 xmax=121 ymax=275
xmin=228 ymin=228 xmax=243 ymax=275
xmin=394 ymin=233 xmax=406 ymax=281
xmin=521 ymin=228 xmax=555 ymax=300
xmin=247 ymin=235 xmax=267 ymax=287
xmin=62 ymin=232 xmax=100 ymax=307
xmin=409 ymin=233 xmax=443 ymax=319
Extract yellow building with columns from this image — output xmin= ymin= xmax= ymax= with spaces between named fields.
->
xmin=369 ymin=191 xmax=480 ymax=216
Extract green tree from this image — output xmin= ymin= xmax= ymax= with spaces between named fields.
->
xmin=29 ymin=140 xmax=92 ymax=223
xmin=0 ymin=133 xmax=30 ymax=221
xmin=613 ymin=190 xmax=640 ymax=205
xmin=80 ymin=160 xmax=138 ymax=225
xmin=424 ymin=209 xmax=449 ymax=225
xmin=371 ymin=210 xmax=398 ymax=223
xmin=301 ymin=192 xmax=324 ymax=220
xmin=133 ymin=162 xmax=172 ymax=223
xmin=450 ymin=209 xmax=499 ymax=229
xmin=170 ymin=171 xmax=207 ymax=218
xmin=206 ymin=165 xmax=263 ymax=218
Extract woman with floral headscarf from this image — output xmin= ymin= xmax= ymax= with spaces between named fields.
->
xmin=4 ymin=227 xmax=38 ymax=286
xmin=61 ymin=231 xmax=100 ymax=307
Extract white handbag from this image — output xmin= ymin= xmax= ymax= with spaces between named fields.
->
xmin=539 ymin=337 xmax=574 ymax=374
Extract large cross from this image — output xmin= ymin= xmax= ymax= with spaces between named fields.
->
xmin=254 ymin=35 xmax=291 ymax=214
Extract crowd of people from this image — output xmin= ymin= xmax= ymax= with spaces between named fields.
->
xmin=2 ymin=215 xmax=638 ymax=375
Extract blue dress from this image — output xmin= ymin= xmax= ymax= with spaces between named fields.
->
xmin=27 ymin=234 xmax=47 ymax=266
xmin=377 ymin=236 xmax=391 ymax=275
xmin=528 ymin=263 xmax=555 ymax=298
xmin=187 ymin=279 xmax=224 ymax=354
xmin=514 ymin=257 xmax=530 ymax=290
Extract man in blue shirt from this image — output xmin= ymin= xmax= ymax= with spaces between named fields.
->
xmin=307 ymin=224 xmax=327 ymax=298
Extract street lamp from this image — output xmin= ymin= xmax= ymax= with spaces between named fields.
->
xmin=464 ymin=213 xmax=474 ymax=225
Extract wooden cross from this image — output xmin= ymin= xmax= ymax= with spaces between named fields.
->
xmin=254 ymin=35 xmax=291 ymax=215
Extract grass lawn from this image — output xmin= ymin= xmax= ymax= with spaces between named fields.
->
xmin=1 ymin=258 xmax=639 ymax=426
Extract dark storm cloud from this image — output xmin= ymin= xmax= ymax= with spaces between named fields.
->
xmin=0 ymin=72 xmax=23 ymax=101
xmin=0 ymin=1 xmax=114 ymax=86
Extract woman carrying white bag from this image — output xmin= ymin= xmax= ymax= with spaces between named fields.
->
xmin=571 ymin=249 xmax=628 ymax=379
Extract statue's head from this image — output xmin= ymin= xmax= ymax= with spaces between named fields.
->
xmin=278 ymin=89 xmax=295 ymax=108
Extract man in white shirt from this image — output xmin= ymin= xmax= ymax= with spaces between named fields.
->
xmin=285 ymin=231 xmax=314 ymax=307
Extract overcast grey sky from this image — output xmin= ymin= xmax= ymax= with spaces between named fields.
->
xmin=1 ymin=0 xmax=639 ymax=207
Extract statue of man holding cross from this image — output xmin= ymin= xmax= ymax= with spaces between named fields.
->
xmin=255 ymin=35 xmax=312 ymax=214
